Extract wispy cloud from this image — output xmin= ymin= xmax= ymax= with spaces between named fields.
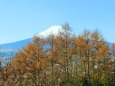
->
xmin=0 ymin=49 xmax=14 ymax=52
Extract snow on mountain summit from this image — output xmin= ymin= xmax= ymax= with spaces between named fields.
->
xmin=36 ymin=26 xmax=64 ymax=38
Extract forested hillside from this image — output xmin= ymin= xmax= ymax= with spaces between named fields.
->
xmin=0 ymin=24 xmax=115 ymax=86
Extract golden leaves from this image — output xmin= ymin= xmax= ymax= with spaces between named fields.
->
xmin=34 ymin=61 xmax=40 ymax=69
xmin=81 ymin=56 xmax=88 ymax=62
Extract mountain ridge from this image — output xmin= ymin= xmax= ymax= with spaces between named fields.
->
xmin=0 ymin=38 xmax=32 ymax=50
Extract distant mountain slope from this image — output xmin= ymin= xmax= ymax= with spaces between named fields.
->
xmin=0 ymin=38 xmax=32 ymax=58
xmin=0 ymin=38 xmax=32 ymax=51
xmin=107 ymin=42 xmax=113 ymax=47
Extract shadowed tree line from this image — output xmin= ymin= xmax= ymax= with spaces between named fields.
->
xmin=0 ymin=24 xmax=115 ymax=86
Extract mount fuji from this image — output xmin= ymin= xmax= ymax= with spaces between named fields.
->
xmin=36 ymin=26 xmax=63 ymax=38
xmin=0 ymin=26 xmax=64 ymax=58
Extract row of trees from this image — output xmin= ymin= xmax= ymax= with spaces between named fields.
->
xmin=0 ymin=24 xmax=115 ymax=86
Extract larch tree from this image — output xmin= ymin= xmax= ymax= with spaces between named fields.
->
xmin=56 ymin=24 xmax=74 ymax=80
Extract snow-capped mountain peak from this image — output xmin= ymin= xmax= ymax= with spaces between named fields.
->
xmin=36 ymin=26 xmax=64 ymax=38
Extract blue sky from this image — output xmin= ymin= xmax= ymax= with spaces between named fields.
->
xmin=0 ymin=0 xmax=115 ymax=44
